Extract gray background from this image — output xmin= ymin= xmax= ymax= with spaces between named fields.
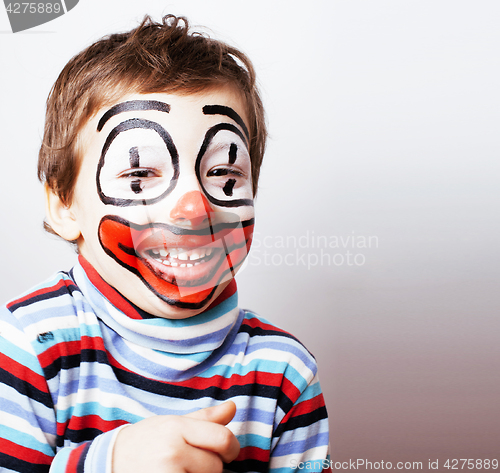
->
xmin=1 ymin=0 xmax=499 ymax=466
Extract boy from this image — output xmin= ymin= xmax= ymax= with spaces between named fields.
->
xmin=0 ymin=15 xmax=330 ymax=473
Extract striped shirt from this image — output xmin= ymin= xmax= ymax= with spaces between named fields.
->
xmin=0 ymin=257 xmax=329 ymax=472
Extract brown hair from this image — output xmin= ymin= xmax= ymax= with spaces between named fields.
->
xmin=38 ymin=14 xmax=266 ymax=212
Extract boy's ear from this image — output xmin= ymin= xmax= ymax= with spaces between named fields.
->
xmin=44 ymin=184 xmax=81 ymax=241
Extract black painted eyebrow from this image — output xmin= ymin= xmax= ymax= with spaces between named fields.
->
xmin=202 ymin=105 xmax=249 ymax=140
xmin=97 ymin=100 xmax=170 ymax=132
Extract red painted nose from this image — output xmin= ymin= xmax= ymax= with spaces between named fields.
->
xmin=169 ymin=190 xmax=213 ymax=227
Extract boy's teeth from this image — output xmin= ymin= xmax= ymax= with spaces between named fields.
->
xmin=149 ymin=247 xmax=214 ymax=265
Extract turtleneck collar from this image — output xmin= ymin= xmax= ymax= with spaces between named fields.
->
xmin=72 ymin=256 xmax=241 ymax=357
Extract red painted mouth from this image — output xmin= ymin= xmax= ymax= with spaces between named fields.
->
xmin=98 ymin=215 xmax=254 ymax=309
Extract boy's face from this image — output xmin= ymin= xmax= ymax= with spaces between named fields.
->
xmin=68 ymin=88 xmax=254 ymax=319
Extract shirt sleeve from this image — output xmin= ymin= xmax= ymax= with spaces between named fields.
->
xmin=0 ymin=310 xmax=121 ymax=473
xmin=269 ymin=372 xmax=331 ymax=473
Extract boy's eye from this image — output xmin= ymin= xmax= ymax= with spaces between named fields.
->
xmin=206 ymin=168 xmax=243 ymax=177
xmin=121 ymin=169 xmax=159 ymax=179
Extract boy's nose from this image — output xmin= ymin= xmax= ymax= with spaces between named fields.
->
xmin=169 ymin=190 xmax=213 ymax=227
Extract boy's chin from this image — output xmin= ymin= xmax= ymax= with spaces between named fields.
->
xmin=125 ymin=278 xmax=230 ymax=320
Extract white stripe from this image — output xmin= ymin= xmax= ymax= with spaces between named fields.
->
xmin=0 ymin=317 xmax=37 ymax=353
xmin=23 ymin=314 xmax=83 ymax=342
xmin=104 ymin=298 xmax=238 ymax=341
xmin=1 ymin=410 xmax=55 ymax=447
xmin=229 ymin=420 xmax=274 ymax=438
xmin=270 ymin=446 xmax=329 ymax=469
xmin=113 ymin=338 xmax=203 ymax=372
xmin=55 ymin=388 xmax=153 ymax=419
xmin=216 ymin=346 xmax=316 ymax=382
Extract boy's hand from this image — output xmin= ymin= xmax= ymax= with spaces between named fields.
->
xmin=112 ymin=401 xmax=240 ymax=473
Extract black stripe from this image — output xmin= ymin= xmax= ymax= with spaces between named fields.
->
xmin=42 ymin=353 xmax=81 ymax=381
xmin=129 ymin=146 xmax=140 ymax=168
xmin=273 ymin=405 xmax=328 ymax=437
xmin=76 ymin=441 xmax=92 ymax=473
xmin=8 ymin=284 xmax=80 ymax=312
xmin=202 ymin=105 xmax=250 ymax=140
xmin=239 ymin=323 xmax=301 ymax=344
xmin=239 ymin=322 xmax=317 ymax=361
xmin=0 ymin=366 xmax=53 ymax=409
xmin=62 ymin=429 xmax=103 ymax=447
xmin=42 ymin=348 xmax=109 ymax=381
xmin=226 ymin=458 xmax=269 ymax=473
xmin=111 ymin=365 xmax=284 ymax=402
xmin=0 ymin=452 xmax=50 ymax=473
xmin=97 ymin=100 xmax=170 ymax=131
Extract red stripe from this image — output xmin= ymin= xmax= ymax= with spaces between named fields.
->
xmin=37 ymin=335 xmax=108 ymax=370
xmin=242 ymin=317 xmax=292 ymax=336
xmin=56 ymin=420 xmax=69 ymax=438
xmin=81 ymin=335 xmax=106 ymax=352
xmin=0 ymin=437 xmax=52 ymax=465
xmin=66 ymin=442 xmax=88 ymax=473
xmin=107 ymin=351 xmax=292 ymax=392
xmin=290 ymin=395 xmax=325 ymax=417
xmin=38 ymin=340 xmax=82 ymax=369
xmin=280 ymin=375 xmax=302 ymax=404
xmin=68 ymin=414 xmax=128 ymax=433
xmin=206 ymin=278 xmax=237 ymax=310
xmin=174 ymin=371 xmax=285 ymax=391
xmin=237 ymin=445 xmax=269 ymax=463
xmin=79 ymin=255 xmax=143 ymax=320
xmin=280 ymin=394 xmax=326 ymax=426
xmin=108 ymin=347 xmax=301 ymax=402
xmin=6 ymin=278 xmax=74 ymax=310
xmin=0 ymin=352 xmax=49 ymax=394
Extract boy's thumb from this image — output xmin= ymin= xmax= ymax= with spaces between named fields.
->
xmin=184 ymin=401 xmax=237 ymax=426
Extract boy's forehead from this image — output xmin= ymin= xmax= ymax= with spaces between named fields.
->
xmin=90 ymin=89 xmax=250 ymax=134
xmin=76 ymin=89 xmax=251 ymax=179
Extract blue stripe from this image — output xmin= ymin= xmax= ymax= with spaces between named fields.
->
xmin=0 ymin=397 xmax=56 ymax=435
xmin=0 ymin=425 xmax=55 ymax=456
xmin=272 ymin=432 xmax=330 ymax=456
xmin=0 ymin=335 xmax=44 ymax=373
xmin=57 ymin=402 xmax=143 ymax=424
xmin=236 ymin=432 xmax=270 ymax=450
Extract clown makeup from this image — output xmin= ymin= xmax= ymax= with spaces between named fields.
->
xmin=69 ymin=90 xmax=254 ymax=319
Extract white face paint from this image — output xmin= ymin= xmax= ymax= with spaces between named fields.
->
xmin=69 ymin=89 xmax=254 ymax=319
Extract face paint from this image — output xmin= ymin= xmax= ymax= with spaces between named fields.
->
xmin=195 ymin=123 xmax=253 ymax=208
xmin=97 ymin=100 xmax=171 ymax=132
xmin=202 ymin=104 xmax=250 ymax=140
xmin=223 ymin=179 xmax=237 ymax=196
xmin=97 ymin=118 xmax=180 ymax=206
xmin=97 ymin=213 xmax=253 ymax=308
xmin=72 ymin=91 xmax=254 ymax=317
xmin=228 ymin=143 xmax=238 ymax=164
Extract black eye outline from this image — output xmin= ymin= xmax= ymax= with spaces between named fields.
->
xmin=195 ymin=123 xmax=254 ymax=208
xmin=96 ymin=118 xmax=179 ymax=206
